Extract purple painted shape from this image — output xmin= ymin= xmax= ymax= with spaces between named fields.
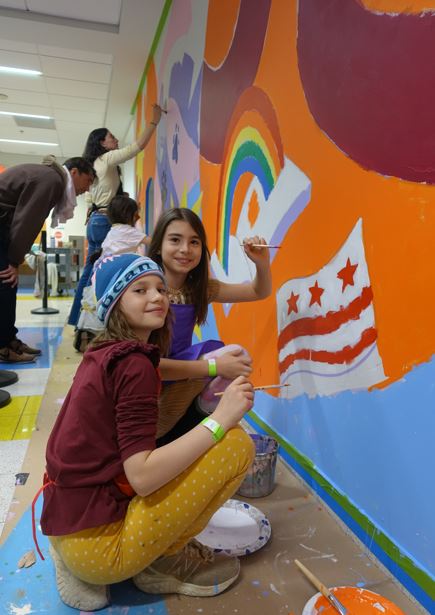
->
xmin=169 ymin=54 xmax=201 ymax=146
xmin=298 ymin=0 xmax=435 ymax=183
xmin=270 ymin=186 xmax=312 ymax=249
xmin=200 ymin=0 xmax=272 ymax=163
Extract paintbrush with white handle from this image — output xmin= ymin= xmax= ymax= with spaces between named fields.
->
xmin=239 ymin=243 xmax=280 ymax=248
xmin=294 ymin=559 xmax=348 ymax=615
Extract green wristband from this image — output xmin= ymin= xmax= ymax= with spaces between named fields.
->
xmin=207 ymin=358 xmax=217 ymax=377
xmin=201 ymin=417 xmax=225 ymax=443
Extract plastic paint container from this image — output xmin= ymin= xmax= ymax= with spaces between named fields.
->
xmin=302 ymin=587 xmax=406 ymax=615
xmin=237 ymin=434 xmax=278 ymax=498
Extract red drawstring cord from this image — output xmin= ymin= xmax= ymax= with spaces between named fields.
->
xmin=32 ymin=474 xmax=55 ymax=561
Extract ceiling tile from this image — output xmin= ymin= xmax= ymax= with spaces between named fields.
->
xmin=45 ymin=77 xmax=108 ymax=99
xmin=48 ymin=94 xmax=105 ymax=113
xmin=0 ymin=1 xmax=27 ymax=10
xmin=0 ymin=88 xmax=51 ymax=106
xmin=0 ymin=38 xmax=38 ymax=54
xmin=27 ymin=0 xmax=122 ymax=26
xmin=0 ymin=141 xmax=61 ymax=156
xmin=0 ymin=73 xmax=46 ymax=92
xmin=40 ymin=56 xmax=111 ymax=83
xmin=0 ymin=121 xmax=58 ymax=140
xmin=0 ymin=49 xmax=41 ymax=71
xmin=38 ymin=44 xmax=112 ymax=65
xmin=53 ymin=108 xmax=104 ymax=125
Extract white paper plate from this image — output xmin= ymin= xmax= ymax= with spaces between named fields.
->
xmin=302 ymin=587 xmax=403 ymax=615
xmin=195 ymin=498 xmax=271 ymax=556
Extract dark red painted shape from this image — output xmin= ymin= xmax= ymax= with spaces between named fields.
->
xmin=297 ymin=0 xmax=435 ymax=183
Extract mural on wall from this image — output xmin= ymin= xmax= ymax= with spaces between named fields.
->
xmin=136 ymin=0 xmax=435 ymax=608
xmin=152 ymin=0 xmax=209 ymax=217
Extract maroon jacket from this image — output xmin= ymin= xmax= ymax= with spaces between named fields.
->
xmin=41 ymin=340 xmax=160 ymax=536
xmin=0 ymin=163 xmax=65 ymax=266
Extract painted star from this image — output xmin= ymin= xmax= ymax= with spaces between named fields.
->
xmin=309 ymin=281 xmax=324 ymax=307
xmin=287 ymin=291 xmax=299 ymax=314
xmin=337 ymin=258 xmax=358 ymax=291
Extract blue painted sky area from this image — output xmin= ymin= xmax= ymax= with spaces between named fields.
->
xmin=0 ymin=501 xmax=168 ymax=614
xmin=254 ymin=356 xmax=435 ymax=579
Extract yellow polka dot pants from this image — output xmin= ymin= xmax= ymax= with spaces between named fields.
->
xmin=49 ymin=426 xmax=255 ymax=584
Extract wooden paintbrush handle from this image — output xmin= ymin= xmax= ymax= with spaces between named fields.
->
xmin=294 ymin=559 xmax=330 ymax=598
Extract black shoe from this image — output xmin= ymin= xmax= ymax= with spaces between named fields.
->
xmin=0 ymin=370 xmax=18 ymax=387
xmin=0 ymin=389 xmax=11 ymax=408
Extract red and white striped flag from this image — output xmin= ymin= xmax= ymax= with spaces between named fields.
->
xmin=276 ymin=219 xmax=385 ymax=399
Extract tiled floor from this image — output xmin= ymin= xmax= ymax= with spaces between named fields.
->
xmin=0 ymin=292 xmax=429 ymax=614
xmin=0 ymin=292 xmax=71 ymax=539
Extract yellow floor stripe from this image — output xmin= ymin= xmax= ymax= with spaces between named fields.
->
xmin=17 ymin=295 xmax=71 ymax=301
xmin=0 ymin=395 xmax=42 ymax=441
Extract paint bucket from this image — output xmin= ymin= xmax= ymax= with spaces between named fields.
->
xmin=237 ymin=434 xmax=278 ymax=498
xmin=302 ymin=587 xmax=406 ymax=615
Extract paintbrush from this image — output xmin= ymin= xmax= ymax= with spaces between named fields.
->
xmin=294 ymin=559 xmax=348 ymax=615
xmin=214 ymin=383 xmax=290 ymax=397
xmin=240 ymin=244 xmax=280 ymax=248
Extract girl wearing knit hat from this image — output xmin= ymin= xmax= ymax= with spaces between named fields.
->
xmin=38 ymin=253 xmax=255 ymax=611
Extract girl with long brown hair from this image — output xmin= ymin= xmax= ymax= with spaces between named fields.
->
xmin=148 ymin=207 xmax=272 ymax=440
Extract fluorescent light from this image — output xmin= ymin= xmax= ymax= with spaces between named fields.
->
xmin=0 ymin=66 xmax=42 ymax=76
xmin=0 ymin=111 xmax=52 ymax=120
xmin=0 ymin=139 xmax=58 ymax=146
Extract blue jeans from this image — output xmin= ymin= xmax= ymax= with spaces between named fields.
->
xmin=68 ymin=213 xmax=111 ymax=326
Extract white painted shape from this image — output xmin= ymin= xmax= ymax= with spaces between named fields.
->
xmin=156 ymin=0 xmax=209 ymax=108
xmin=279 ymin=344 xmax=385 ymax=399
xmin=211 ymin=156 xmax=311 ymax=285
xmin=278 ymin=304 xmax=376 ymax=361
xmin=7 ymin=603 xmax=34 ymax=615
xmin=276 ymin=219 xmax=369 ymax=319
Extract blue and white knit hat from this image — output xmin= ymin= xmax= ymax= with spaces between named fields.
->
xmin=94 ymin=254 xmax=166 ymax=325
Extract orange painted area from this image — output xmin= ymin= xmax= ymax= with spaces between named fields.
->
xmin=313 ymin=587 xmax=405 ymax=614
xmin=230 ymin=172 xmax=255 ymax=236
xmin=360 ymin=0 xmax=435 ymax=13
xmin=241 ymin=0 xmax=435 ymax=387
xmin=145 ymin=0 xmax=435 ymax=394
xmin=204 ymin=0 xmax=241 ymax=68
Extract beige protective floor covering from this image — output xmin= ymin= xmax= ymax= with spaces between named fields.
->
xmin=1 ymin=328 xmax=427 ymax=614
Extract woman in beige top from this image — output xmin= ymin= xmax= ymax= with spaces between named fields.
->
xmin=68 ymin=104 xmax=162 ymax=327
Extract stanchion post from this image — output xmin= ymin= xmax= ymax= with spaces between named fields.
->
xmin=31 ymin=230 xmax=59 ymax=315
